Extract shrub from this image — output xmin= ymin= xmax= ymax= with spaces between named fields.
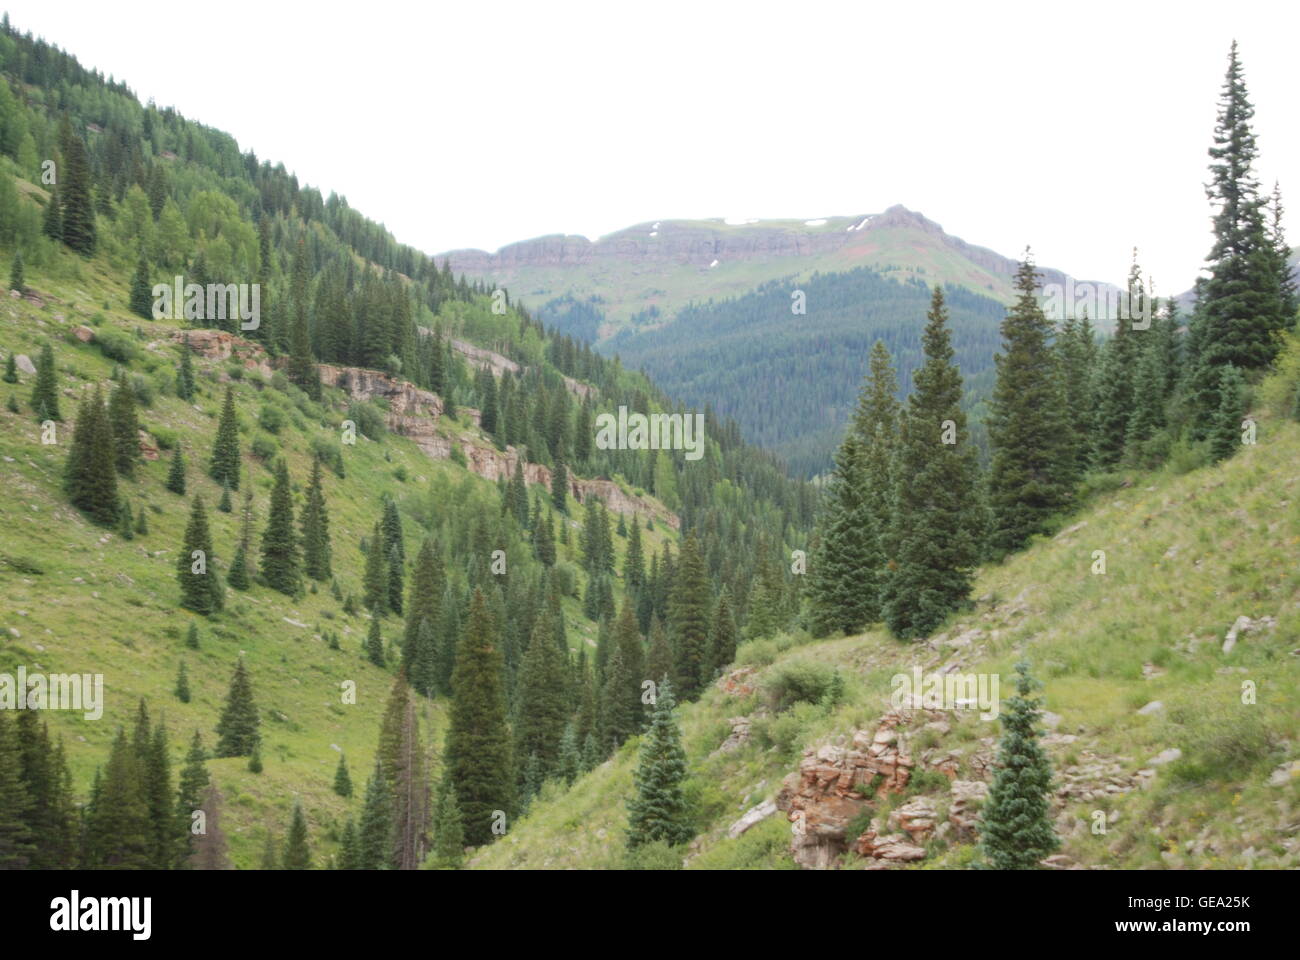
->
xmin=762 ymin=659 xmax=834 ymax=712
xmin=552 ymin=561 xmax=579 ymax=598
xmin=1165 ymin=702 xmax=1278 ymax=784
xmin=258 ymin=402 xmax=287 ymax=434
xmin=95 ymin=328 xmax=140 ymax=364
xmin=309 ymin=435 xmax=345 ymax=478
xmin=226 ymin=363 xmax=244 ymax=381
xmin=449 ymin=444 xmax=467 ymax=468
xmin=270 ymin=370 xmax=291 ymax=392
xmin=130 ymin=373 xmax=155 ymax=407
xmin=250 ymin=433 xmax=278 ymax=461
xmin=393 ymin=465 xmax=408 ymax=482
xmin=347 ymin=400 xmax=387 ymax=440
xmin=151 ymin=426 xmax=179 ymax=450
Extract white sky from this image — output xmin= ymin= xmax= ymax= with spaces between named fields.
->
xmin=8 ymin=0 xmax=1297 ymax=291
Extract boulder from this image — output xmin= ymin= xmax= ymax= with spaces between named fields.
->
xmin=15 ymin=354 xmax=35 ymax=375
xmin=727 ymin=799 xmax=777 ymax=839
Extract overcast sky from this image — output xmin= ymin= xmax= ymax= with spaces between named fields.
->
xmin=8 ymin=0 xmax=1296 ymax=291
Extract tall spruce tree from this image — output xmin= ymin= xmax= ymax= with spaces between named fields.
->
xmin=300 ymin=455 xmax=332 ymax=580
xmin=979 ymin=661 xmax=1058 ymax=869
xmin=445 ymin=589 xmax=514 ymax=846
xmin=882 ymin=286 xmax=981 ymax=639
xmin=357 ymin=758 xmax=392 ymax=870
xmin=108 ymin=374 xmax=140 ymax=477
xmin=282 ymin=799 xmax=312 ymax=870
xmin=513 ymin=611 xmax=569 ymax=789
xmin=64 ymin=385 xmax=117 ymax=525
xmin=625 ymin=680 xmax=693 ymax=850
xmin=260 ymin=458 xmax=300 ymax=595
xmin=31 ymin=342 xmax=61 ymax=421
xmin=0 ymin=710 xmax=34 ymax=869
xmin=175 ymin=337 xmax=196 ymax=401
xmin=129 ymin=255 xmax=152 ymax=318
xmin=287 ymin=234 xmax=321 ymax=400
xmin=214 ymin=657 xmax=260 ymax=757
xmin=209 ymin=385 xmax=241 ymax=489
xmin=806 ymin=432 xmax=875 ymax=636
xmin=177 ymin=495 xmax=222 ymax=614
xmin=707 ymin=588 xmax=739 ymax=677
xmin=1210 ymin=364 xmax=1246 ymax=462
xmin=987 ymin=254 xmax=1071 ymax=555
xmin=669 ymin=531 xmax=710 ymax=701
xmin=166 ymin=444 xmax=186 ymax=495
xmin=57 ymin=118 xmax=97 ymax=255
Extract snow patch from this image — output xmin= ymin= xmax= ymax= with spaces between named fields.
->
xmin=804 ymin=218 xmax=827 ymax=227
xmin=652 ymin=222 xmax=661 ymax=230
xmin=724 ymin=217 xmax=760 ymax=226
xmin=649 ymin=231 xmax=658 ymax=237
xmin=847 ymin=216 xmax=873 ymax=232
xmin=709 ymin=259 xmax=719 ymax=268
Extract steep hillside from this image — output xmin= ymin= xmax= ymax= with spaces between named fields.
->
xmin=476 ymin=395 xmax=1300 ymax=870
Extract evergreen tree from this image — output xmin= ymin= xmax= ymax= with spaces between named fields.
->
xmin=84 ymin=728 xmax=150 ymax=869
xmin=259 ymin=458 xmax=300 ymax=595
xmin=363 ymin=522 xmax=388 ymax=615
xmin=987 ymin=254 xmax=1071 ymax=555
xmin=287 ymin=235 xmax=321 ymax=400
xmin=445 ymin=589 xmax=515 ymax=846
xmin=174 ymin=660 xmax=191 ymax=703
xmin=624 ymin=516 xmax=645 ymax=588
xmin=669 ymin=531 xmax=710 ymax=700
xmin=551 ymin=457 xmax=569 ymax=512
xmin=214 ymin=657 xmax=260 ymax=757
xmin=337 ymin=819 xmax=360 ymax=870
xmin=8 ymin=249 xmax=23 ymax=294
xmin=979 ymin=662 xmax=1058 ymax=869
xmin=282 ymin=799 xmax=312 ymax=870
xmin=806 ymin=432 xmax=874 ymax=636
xmin=366 ymin=612 xmax=386 ymax=667
xmin=166 ymin=445 xmax=186 ymax=495
xmin=333 ymin=754 xmax=353 ymax=798
xmin=175 ymin=730 xmax=209 ymax=866
xmin=175 ymin=337 xmax=195 ymax=401
xmin=403 ymin=538 xmax=444 ymax=685
xmin=1210 ymin=364 xmax=1246 ymax=462
xmin=209 ymin=385 xmax=241 ymax=490
xmin=259 ymin=829 xmax=278 ymax=870
xmin=357 ymin=758 xmax=392 ymax=870
xmin=882 ymin=286 xmax=981 ymax=639
xmin=387 ymin=545 xmax=405 ymax=615
xmin=177 ymin=495 xmax=221 ymax=614
xmin=557 ymin=722 xmax=581 ymax=786
xmin=42 ymin=184 xmax=61 ymax=241
xmin=300 ymin=455 xmax=332 ymax=580
xmin=0 ymin=711 xmax=34 ymax=869
xmin=30 ymin=342 xmax=60 ymax=422
xmin=129 ymin=255 xmax=152 ymax=318
xmin=57 ymin=118 xmax=97 ymax=255
xmin=708 ymin=588 xmax=739 ymax=676
xmin=218 ymin=479 xmax=232 ymax=513
xmin=135 ymin=501 xmax=148 ymax=536
xmin=142 ymin=721 xmax=176 ymax=869
xmin=625 ymin=680 xmax=693 ymax=850
xmin=185 ymin=622 xmax=200 ymax=650
xmin=2 ymin=351 xmax=16 ymax=383
xmin=514 ymin=611 xmax=569 ymax=787
xmin=13 ymin=713 xmax=78 ymax=869
xmin=431 ymin=775 xmax=464 ymax=868
xmin=105 ymin=375 xmax=141 ymax=478
xmin=533 ymin=511 xmax=556 ymax=566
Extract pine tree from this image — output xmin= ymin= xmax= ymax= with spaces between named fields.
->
xmin=185 ymin=622 xmax=200 ymax=650
xmin=366 ymin=612 xmax=386 ymax=667
xmin=708 ymin=588 xmax=739 ymax=676
xmin=209 ymin=385 xmax=241 ymax=489
xmin=175 ymin=337 xmax=196 ymax=401
xmin=551 ymin=457 xmax=569 ymax=512
xmin=166 ymin=445 xmax=186 ymax=494
xmin=135 ymin=501 xmax=148 ymax=535
xmin=333 ymin=754 xmax=353 ymax=798
xmin=63 ymin=386 xmax=118 ymax=525
xmin=431 ymin=775 xmax=464 ymax=868
xmin=8 ymin=249 xmax=24 ymax=294
xmin=624 ymin=516 xmax=645 ymax=588
xmin=363 ymin=522 xmax=388 ymax=615
xmin=42 ymin=184 xmax=62 ymax=241
xmin=259 ymin=458 xmax=300 ymax=595
xmin=387 ymin=678 xmax=430 ymax=870
xmin=1210 ymin=364 xmax=1246 ymax=462
xmin=513 ymin=611 xmax=568 ymax=788
xmin=445 ymin=589 xmax=514 ymax=846
xmin=557 ymin=722 xmax=581 ymax=786
xmin=357 ymin=758 xmax=392 ymax=870
xmin=13 ymin=713 xmax=77 ymax=869
xmin=105 ymin=376 xmax=141 ymax=479
xmin=337 ymin=819 xmax=360 ymax=870
xmin=287 ymin=234 xmax=321 ymax=400
xmin=84 ymin=728 xmax=150 ymax=869
xmin=2 ymin=351 xmax=17 ymax=383
xmin=214 ymin=657 xmax=260 ymax=757
xmin=259 ymin=829 xmax=278 ymax=870
xmin=282 ymin=799 xmax=312 ymax=870
xmin=31 ymin=342 xmax=61 ymax=421
xmin=0 ymin=710 xmax=34 ymax=869
xmin=175 ymin=660 xmax=191 ymax=702
xmin=129 ymin=254 xmax=152 ymax=318
xmin=228 ymin=488 xmax=253 ymax=590
xmin=979 ymin=661 xmax=1058 ymax=869
xmin=625 ymin=680 xmax=693 ymax=850
xmin=175 ymin=730 xmax=209 ymax=866
xmin=806 ymin=432 xmax=875 ymax=636
xmin=142 ymin=721 xmax=176 ymax=869
xmin=57 ymin=118 xmax=97 ymax=255
xmin=599 ymin=644 xmax=638 ymax=752
xmin=668 ymin=531 xmax=710 ymax=700
xmin=882 ymin=286 xmax=981 ymax=639
xmin=987 ymin=254 xmax=1071 ymax=555
xmin=533 ymin=511 xmax=556 ymax=566
xmin=387 ymin=545 xmax=404 ymax=615
xmin=177 ymin=495 xmax=221 ymax=614
xmin=300 ymin=455 xmax=332 ymax=580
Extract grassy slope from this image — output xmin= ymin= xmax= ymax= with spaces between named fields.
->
xmin=0 ymin=240 xmax=675 ymax=868
xmin=476 ymin=410 xmax=1300 ymax=870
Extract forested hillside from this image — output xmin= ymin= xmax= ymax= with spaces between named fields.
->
xmin=0 ymin=16 xmax=815 ymax=870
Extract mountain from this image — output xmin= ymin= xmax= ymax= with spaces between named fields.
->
xmin=442 ymin=207 xmax=1111 ymax=476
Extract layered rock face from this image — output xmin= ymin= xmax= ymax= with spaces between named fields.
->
xmin=176 ymin=332 xmax=678 ymax=528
